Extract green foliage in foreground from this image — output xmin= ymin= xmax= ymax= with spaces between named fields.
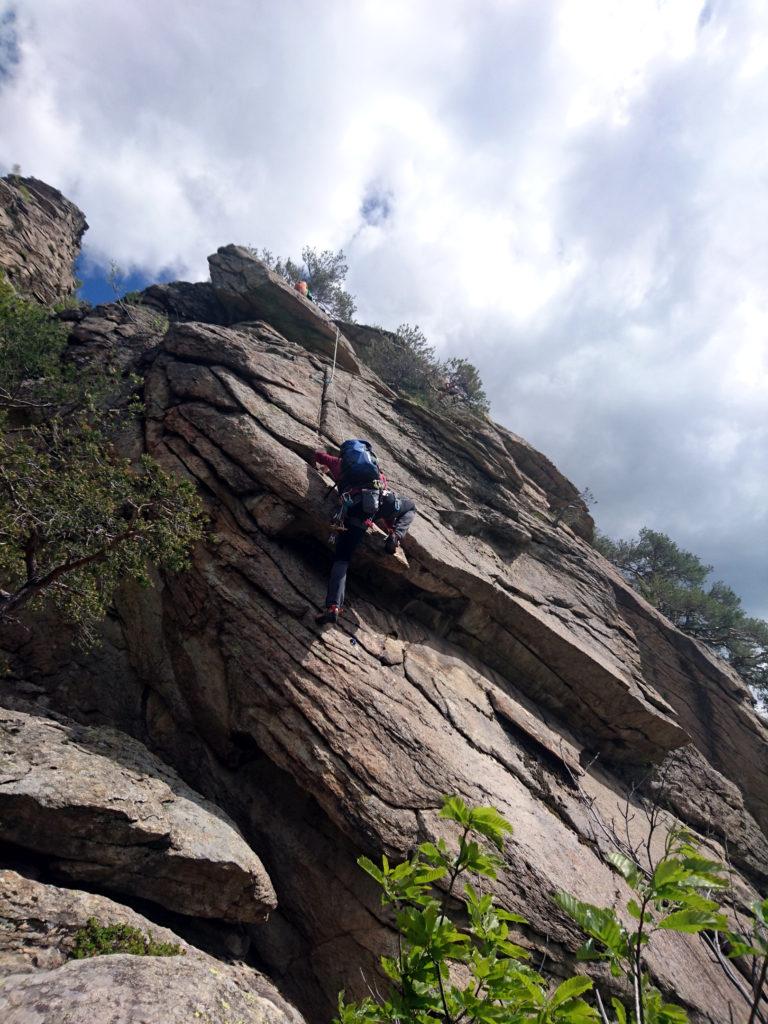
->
xmin=726 ymin=897 xmax=768 ymax=1024
xmin=339 ymin=795 xmax=767 ymax=1024
xmin=595 ymin=528 xmax=768 ymax=700
xmin=0 ymin=276 xmax=205 ymax=641
xmin=71 ymin=917 xmax=185 ymax=959
xmin=0 ymin=426 xmax=205 ymax=638
xmin=555 ymin=829 xmax=729 ymax=1024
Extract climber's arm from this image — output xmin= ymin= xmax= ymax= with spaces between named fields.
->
xmin=313 ymin=451 xmax=343 ymax=481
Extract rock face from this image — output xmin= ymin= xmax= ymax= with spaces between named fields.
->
xmin=0 ymin=956 xmax=303 ymax=1024
xmin=142 ymin=279 xmax=228 ymax=324
xmin=0 ymin=872 xmax=303 ymax=1024
xmin=0 ymin=176 xmax=86 ymax=304
xmin=0 ymin=869 xmax=195 ymax=975
xmin=209 ymin=245 xmax=361 ymax=372
xmin=0 ymin=705 xmax=276 ymax=922
xmin=1 ymin=189 xmax=767 ymax=1024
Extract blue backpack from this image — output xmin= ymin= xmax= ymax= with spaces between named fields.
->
xmin=339 ymin=439 xmax=381 ymax=489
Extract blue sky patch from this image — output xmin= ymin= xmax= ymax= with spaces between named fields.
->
xmin=360 ymin=186 xmax=393 ymax=226
xmin=0 ymin=8 xmax=20 ymax=84
xmin=76 ymin=253 xmax=176 ymax=306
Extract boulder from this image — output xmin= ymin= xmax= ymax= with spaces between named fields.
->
xmin=0 ymin=176 xmax=86 ymax=305
xmin=0 ymin=953 xmax=302 ymax=1024
xmin=0 ymin=869 xmax=194 ymax=975
xmin=208 ymin=245 xmax=360 ymax=373
xmin=0 ymin=705 xmax=276 ymax=922
xmin=0 ymin=870 xmax=305 ymax=1024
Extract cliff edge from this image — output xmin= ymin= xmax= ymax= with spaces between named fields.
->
xmin=1 ymin=178 xmax=766 ymax=1024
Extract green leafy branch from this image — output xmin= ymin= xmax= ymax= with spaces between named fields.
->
xmin=556 ymin=829 xmax=734 ymax=1024
xmin=341 ymin=795 xmax=765 ymax=1024
xmin=338 ymin=795 xmax=600 ymax=1024
xmin=725 ymin=898 xmax=768 ymax=1024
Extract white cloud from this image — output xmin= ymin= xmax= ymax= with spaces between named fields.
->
xmin=2 ymin=0 xmax=767 ymax=615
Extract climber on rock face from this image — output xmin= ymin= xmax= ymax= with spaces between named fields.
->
xmin=312 ymin=440 xmax=417 ymax=625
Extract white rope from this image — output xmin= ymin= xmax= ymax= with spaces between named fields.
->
xmin=328 ymin=324 xmax=342 ymax=434
xmin=316 ymin=313 xmax=343 ymax=440
xmin=329 ymin=322 xmax=340 ymax=385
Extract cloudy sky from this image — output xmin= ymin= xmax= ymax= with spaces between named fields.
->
xmin=1 ymin=0 xmax=766 ymax=616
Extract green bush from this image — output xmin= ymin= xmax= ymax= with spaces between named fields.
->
xmin=339 ymin=794 xmax=765 ymax=1024
xmin=0 ymin=276 xmax=205 ymax=641
xmin=337 ymin=795 xmax=598 ymax=1024
xmin=364 ymin=323 xmax=438 ymax=395
xmin=254 ymin=245 xmax=357 ymax=320
xmin=71 ymin=917 xmax=184 ymax=959
xmin=595 ymin=528 xmax=768 ymax=701
xmin=363 ymin=322 xmax=490 ymax=419
xmin=0 ymin=274 xmax=75 ymax=411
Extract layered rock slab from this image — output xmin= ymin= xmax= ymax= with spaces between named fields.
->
xmin=0 ymin=871 xmax=304 ymax=1024
xmin=147 ymin=319 xmax=689 ymax=763
xmin=0 ymin=175 xmax=86 ymax=305
xmin=208 ymin=245 xmax=360 ymax=372
xmin=0 ymin=705 xmax=275 ymax=922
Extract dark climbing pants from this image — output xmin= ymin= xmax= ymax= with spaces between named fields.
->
xmin=325 ymin=522 xmax=367 ymax=609
xmin=386 ymin=497 xmax=416 ymax=539
xmin=324 ymin=496 xmax=417 ymax=609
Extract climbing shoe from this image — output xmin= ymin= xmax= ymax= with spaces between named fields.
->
xmin=384 ymin=533 xmax=399 ymax=555
xmin=315 ymin=605 xmax=340 ymax=625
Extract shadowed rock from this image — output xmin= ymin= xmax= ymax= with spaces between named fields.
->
xmin=0 ymin=705 xmax=276 ymax=922
xmin=141 ymin=279 xmax=229 ymax=324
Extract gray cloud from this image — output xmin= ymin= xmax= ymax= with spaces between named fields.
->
xmin=2 ymin=0 xmax=766 ymax=615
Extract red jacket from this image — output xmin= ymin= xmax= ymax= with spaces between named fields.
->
xmin=314 ymin=451 xmax=388 ymax=489
xmin=314 ymin=451 xmax=393 ymax=528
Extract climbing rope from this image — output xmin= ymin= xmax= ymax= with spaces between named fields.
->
xmin=316 ymin=305 xmax=342 ymax=440
xmin=327 ymin=323 xmax=343 ymax=435
xmin=329 ymin=321 xmax=340 ymax=386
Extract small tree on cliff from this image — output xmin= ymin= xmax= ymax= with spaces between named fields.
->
xmin=0 ymin=275 xmax=205 ymax=642
xmin=595 ymin=528 xmax=768 ymax=701
xmin=363 ymin=322 xmax=439 ymax=396
xmin=254 ymin=245 xmax=357 ymax=320
xmin=442 ymin=356 xmax=490 ymax=414
xmin=361 ymin=322 xmax=490 ymax=419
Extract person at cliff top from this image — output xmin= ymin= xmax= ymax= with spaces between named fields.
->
xmin=312 ymin=440 xmax=416 ymax=626
xmin=294 ymin=280 xmax=313 ymax=300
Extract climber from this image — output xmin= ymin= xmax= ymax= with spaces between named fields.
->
xmin=294 ymin=280 xmax=313 ymax=300
xmin=312 ymin=440 xmax=416 ymax=625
